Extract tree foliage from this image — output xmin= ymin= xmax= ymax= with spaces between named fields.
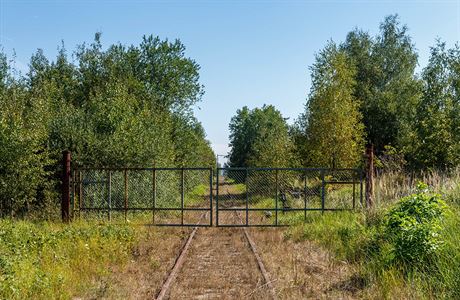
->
xmin=0 ymin=34 xmax=214 ymax=216
xmin=341 ymin=15 xmax=421 ymax=155
xmin=0 ymin=54 xmax=54 ymax=215
xmin=228 ymin=105 xmax=293 ymax=168
xmin=293 ymin=14 xmax=460 ymax=171
xmin=294 ymin=42 xmax=365 ymax=168
xmin=409 ymin=41 xmax=460 ymax=169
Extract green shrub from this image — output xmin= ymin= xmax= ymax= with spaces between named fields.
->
xmin=284 ymin=178 xmax=460 ymax=298
xmin=383 ymin=182 xmax=449 ymax=267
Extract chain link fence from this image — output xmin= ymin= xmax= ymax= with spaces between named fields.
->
xmin=70 ymin=167 xmax=361 ymax=226
xmin=72 ymin=168 xmax=213 ymax=226
xmin=216 ymin=168 xmax=363 ymax=226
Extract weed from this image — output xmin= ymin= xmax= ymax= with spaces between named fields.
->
xmin=284 ymin=170 xmax=460 ymax=299
xmin=0 ymin=220 xmax=138 ymax=300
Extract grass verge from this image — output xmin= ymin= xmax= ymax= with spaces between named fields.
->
xmin=283 ymin=179 xmax=460 ymax=299
xmin=0 ymin=220 xmax=139 ymax=299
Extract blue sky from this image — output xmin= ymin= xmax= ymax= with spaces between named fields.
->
xmin=1 ymin=0 xmax=459 ymax=163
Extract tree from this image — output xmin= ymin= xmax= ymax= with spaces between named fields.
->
xmin=0 ymin=33 xmax=215 ymax=216
xmin=228 ymin=105 xmax=293 ymax=168
xmin=341 ymin=15 xmax=421 ymax=156
xmin=0 ymin=52 xmax=54 ymax=216
xmin=25 ymin=33 xmax=214 ymax=168
xmin=409 ymin=41 xmax=460 ymax=168
xmin=296 ymin=42 xmax=365 ymax=168
xmin=228 ymin=106 xmax=251 ymax=167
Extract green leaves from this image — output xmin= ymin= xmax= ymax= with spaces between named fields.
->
xmin=296 ymin=14 xmax=460 ymax=171
xmin=228 ymin=105 xmax=293 ymax=168
xmin=0 ymin=34 xmax=214 ymax=216
xmin=383 ymin=183 xmax=448 ymax=266
xmin=341 ymin=15 xmax=421 ymax=157
xmin=409 ymin=41 xmax=460 ymax=169
xmin=296 ymin=41 xmax=365 ymax=168
xmin=0 ymin=58 xmax=54 ymax=216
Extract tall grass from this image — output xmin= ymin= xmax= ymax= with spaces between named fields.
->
xmin=374 ymin=167 xmax=460 ymax=206
xmin=0 ymin=220 xmax=140 ymax=299
xmin=285 ymin=168 xmax=460 ymax=299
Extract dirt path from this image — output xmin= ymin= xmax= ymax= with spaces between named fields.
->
xmin=164 ymin=179 xmax=271 ymax=299
xmin=80 ymin=227 xmax=190 ymax=299
xmin=81 ymin=178 xmax=358 ymax=299
xmin=166 ymin=179 xmax=357 ymax=299
xmin=166 ymin=225 xmax=271 ymax=299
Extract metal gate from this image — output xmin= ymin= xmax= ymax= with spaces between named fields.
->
xmin=71 ymin=167 xmax=213 ymax=226
xmin=215 ymin=167 xmax=363 ymax=227
xmin=70 ymin=166 xmax=362 ymax=227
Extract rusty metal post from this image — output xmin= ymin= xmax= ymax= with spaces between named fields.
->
xmin=124 ymin=169 xmax=128 ymax=221
xmin=61 ymin=151 xmax=71 ymax=222
xmin=365 ymin=144 xmax=375 ymax=209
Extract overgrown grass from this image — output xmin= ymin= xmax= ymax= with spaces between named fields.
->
xmin=284 ymin=170 xmax=460 ymax=299
xmin=0 ymin=220 xmax=140 ymax=299
xmin=186 ymin=184 xmax=211 ymax=206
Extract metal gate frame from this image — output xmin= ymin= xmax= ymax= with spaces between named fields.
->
xmin=69 ymin=166 xmax=362 ymax=227
xmin=215 ymin=167 xmax=363 ymax=227
xmin=71 ymin=167 xmax=213 ymax=227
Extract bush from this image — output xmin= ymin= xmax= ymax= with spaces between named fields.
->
xmin=284 ymin=178 xmax=459 ymax=298
xmin=383 ymin=182 xmax=448 ymax=267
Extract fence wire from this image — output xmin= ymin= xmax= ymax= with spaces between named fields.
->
xmin=71 ymin=167 xmax=361 ymax=226
xmin=72 ymin=168 xmax=212 ymax=226
xmin=216 ymin=168 xmax=363 ymax=226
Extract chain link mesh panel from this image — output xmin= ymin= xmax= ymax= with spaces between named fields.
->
xmin=217 ymin=168 xmax=362 ymax=226
xmin=73 ymin=168 xmax=212 ymax=225
xmin=72 ymin=167 xmax=361 ymax=226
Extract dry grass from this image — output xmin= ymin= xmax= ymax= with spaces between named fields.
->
xmin=79 ymin=226 xmax=190 ymax=299
xmin=374 ymin=167 xmax=460 ymax=207
xmin=78 ymin=170 xmax=460 ymax=299
xmin=248 ymin=227 xmax=359 ymax=299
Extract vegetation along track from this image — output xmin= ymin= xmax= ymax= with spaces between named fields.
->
xmin=155 ymin=200 xmax=276 ymax=299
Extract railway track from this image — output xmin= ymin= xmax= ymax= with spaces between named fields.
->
xmin=154 ymin=210 xmax=277 ymax=300
xmin=154 ymin=213 xmax=207 ymax=300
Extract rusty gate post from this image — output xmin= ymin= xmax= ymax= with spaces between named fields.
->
xmin=365 ymin=144 xmax=375 ymax=209
xmin=61 ymin=151 xmax=71 ymax=222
